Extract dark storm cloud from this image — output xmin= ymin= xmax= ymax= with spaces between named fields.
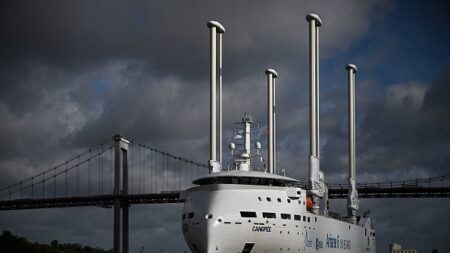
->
xmin=0 ymin=0 xmax=384 ymax=81
xmin=317 ymin=70 xmax=450 ymax=182
xmin=359 ymin=70 xmax=450 ymax=177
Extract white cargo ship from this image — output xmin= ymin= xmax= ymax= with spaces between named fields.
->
xmin=181 ymin=13 xmax=376 ymax=253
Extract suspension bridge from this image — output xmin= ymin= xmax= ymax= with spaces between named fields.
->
xmin=0 ymin=135 xmax=449 ymax=252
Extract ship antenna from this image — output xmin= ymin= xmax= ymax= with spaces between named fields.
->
xmin=265 ymin=69 xmax=278 ymax=174
xmin=346 ymin=64 xmax=360 ymax=224
xmin=207 ymin=21 xmax=225 ymax=173
xmin=306 ymin=13 xmax=326 ymax=214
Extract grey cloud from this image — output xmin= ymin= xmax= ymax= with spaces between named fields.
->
xmin=0 ymin=0 xmax=385 ymax=81
xmin=318 ymin=70 xmax=450 ymax=182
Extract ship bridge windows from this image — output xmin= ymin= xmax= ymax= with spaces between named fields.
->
xmin=240 ymin=211 xmax=257 ymax=218
xmin=262 ymin=212 xmax=276 ymax=219
xmin=294 ymin=214 xmax=301 ymax=221
xmin=277 ymin=198 xmax=282 ymax=202
xmin=195 ymin=176 xmax=293 ymax=187
xmin=281 ymin=213 xmax=291 ymax=220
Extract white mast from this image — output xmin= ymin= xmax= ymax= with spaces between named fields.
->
xmin=228 ymin=113 xmax=262 ymax=171
xmin=219 ymin=32 xmax=223 ymax=166
xmin=207 ymin=21 xmax=225 ymax=173
xmin=306 ymin=13 xmax=326 ymax=214
xmin=346 ymin=64 xmax=359 ymax=224
xmin=265 ymin=69 xmax=278 ymax=174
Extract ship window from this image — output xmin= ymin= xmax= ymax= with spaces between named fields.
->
xmin=258 ymin=197 xmax=262 ymax=201
xmin=250 ymin=178 xmax=260 ymax=185
xmin=294 ymin=215 xmax=301 ymax=221
xmin=240 ymin=211 xmax=257 ymax=218
xmin=277 ymin=198 xmax=282 ymax=202
xmin=262 ymin=212 xmax=276 ymax=219
xmin=287 ymin=199 xmax=291 ymax=203
xmin=307 ymin=217 xmax=310 ymax=223
xmin=298 ymin=200 xmax=301 ymax=204
xmin=182 ymin=214 xmax=186 ymax=220
xmin=315 ymin=217 xmax=317 ymax=222
xmin=192 ymin=244 xmax=201 ymax=253
xmin=239 ymin=177 xmax=250 ymax=184
xmin=242 ymin=243 xmax=255 ymax=253
xmin=266 ymin=197 xmax=271 ymax=202
xmin=365 ymin=229 xmax=367 ymax=236
xmin=281 ymin=213 xmax=291 ymax=220
xmin=188 ymin=212 xmax=195 ymax=219
xmin=303 ymin=216 xmax=306 ymax=222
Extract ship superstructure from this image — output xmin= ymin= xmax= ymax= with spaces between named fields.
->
xmin=181 ymin=14 xmax=376 ymax=253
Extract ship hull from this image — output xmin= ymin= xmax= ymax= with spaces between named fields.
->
xmin=182 ymin=184 xmax=376 ymax=253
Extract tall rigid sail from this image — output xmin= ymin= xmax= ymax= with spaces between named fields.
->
xmin=180 ymin=14 xmax=376 ymax=253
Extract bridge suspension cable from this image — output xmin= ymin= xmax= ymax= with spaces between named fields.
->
xmin=0 ymin=143 xmax=113 ymax=200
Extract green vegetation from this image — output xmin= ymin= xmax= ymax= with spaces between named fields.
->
xmin=0 ymin=230 xmax=112 ymax=253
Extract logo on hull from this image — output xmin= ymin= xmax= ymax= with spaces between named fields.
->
xmin=252 ymin=226 xmax=272 ymax=232
xmin=304 ymin=230 xmax=312 ymax=249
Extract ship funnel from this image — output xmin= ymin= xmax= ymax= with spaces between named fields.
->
xmin=306 ymin=13 xmax=325 ymax=214
xmin=265 ymin=69 xmax=278 ymax=174
xmin=207 ymin=21 xmax=225 ymax=173
xmin=346 ymin=64 xmax=359 ymax=224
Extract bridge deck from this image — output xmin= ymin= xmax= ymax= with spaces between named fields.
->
xmin=1 ymin=187 xmax=448 ymax=211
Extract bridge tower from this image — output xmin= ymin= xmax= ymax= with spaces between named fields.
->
xmin=113 ymin=135 xmax=130 ymax=253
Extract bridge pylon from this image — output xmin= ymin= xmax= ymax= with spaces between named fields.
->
xmin=113 ymin=135 xmax=130 ymax=253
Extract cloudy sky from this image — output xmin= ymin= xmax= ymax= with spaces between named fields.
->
xmin=0 ymin=0 xmax=450 ymax=252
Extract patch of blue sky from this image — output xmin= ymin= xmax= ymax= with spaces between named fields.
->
xmin=93 ymin=79 xmax=110 ymax=94
xmin=326 ymin=1 xmax=450 ymax=87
